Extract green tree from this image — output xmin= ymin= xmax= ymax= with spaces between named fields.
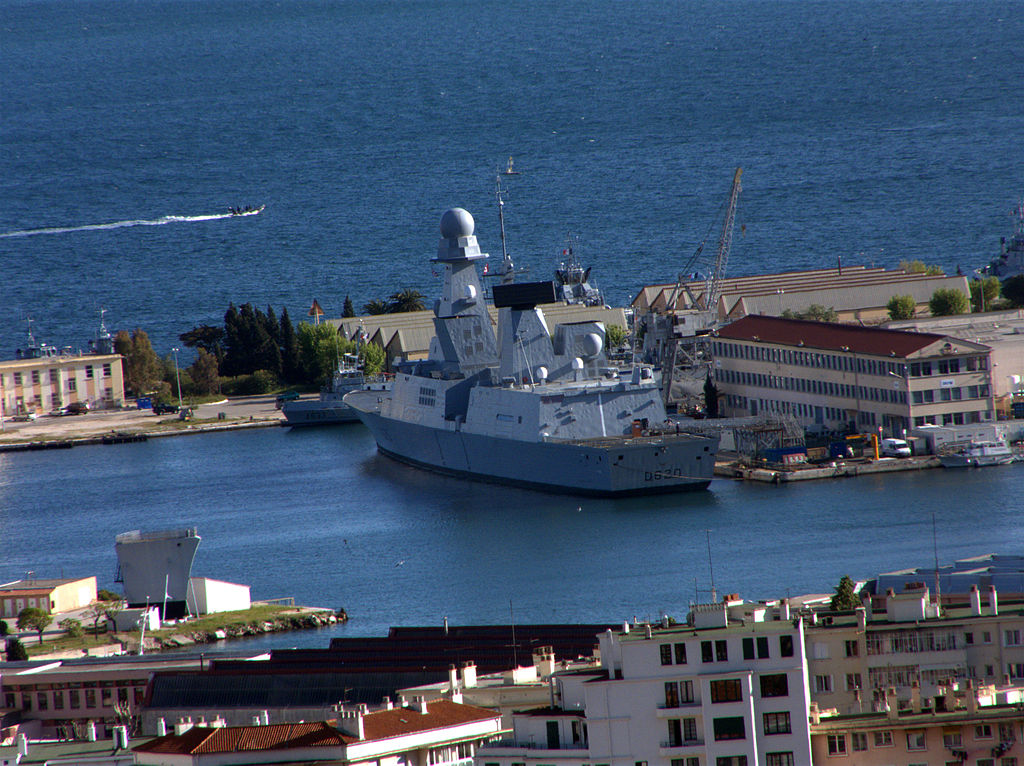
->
xmin=297 ymin=322 xmax=354 ymax=384
xmin=189 ymin=348 xmax=221 ymax=395
xmin=929 ymin=287 xmax=969 ymax=316
xmin=886 ymin=294 xmax=917 ymax=321
xmin=342 ymin=296 xmax=356 ymax=318
xmin=114 ymin=329 xmax=164 ymax=396
xmin=830 ymin=575 xmax=860 ymax=611
xmin=801 ymin=304 xmax=838 ymax=322
xmin=388 ymin=289 xmax=426 ymax=313
xmin=900 ymin=259 xmax=944 ymax=276
xmin=5 ymin=638 xmax=28 ymax=661
xmin=17 ymin=607 xmax=51 ymax=644
xmin=178 ymin=325 xmax=225 ymax=362
xmin=59 ymin=618 xmax=84 ymax=638
xmin=279 ymin=307 xmax=301 ymax=383
xmin=97 ymin=589 xmax=121 ymax=602
xmin=83 ymin=603 xmax=109 ymax=637
xmin=605 ymin=324 xmax=628 ymax=349
xmin=0 ymin=619 xmax=8 ymax=636
xmin=1002 ymin=275 xmax=1024 ymax=307
xmin=363 ymin=299 xmax=390 ymax=315
xmin=703 ymin=374 xmax=719 ymax=418
xmin=359 ymin=341 xmax=386 ymax=375
xmin=970 ymin=277 xmax=1000 ymax=312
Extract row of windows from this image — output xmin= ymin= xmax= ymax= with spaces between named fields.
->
xmin=712 ymin=340 xmax=988 ymax=378
xmin=661 ymin=635 xmax=795 ymax=667
xmin=663 ymin=674 xmax=789 ymax=710
xmin=826 ymin=725 xmax=1017 ymax=756
xmin=5 ymin=686 xmax=144 ymax=711
xmin=9 ymin=364 xmax=112 ymax=386
xmin=716 ymin=367 xmax=909 ymax=405
xmin=913 ymin=410 xmax=990 ymax=427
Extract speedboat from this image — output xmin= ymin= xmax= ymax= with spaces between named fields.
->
xmin=938 ymin=440 xmax=1015 ymax=468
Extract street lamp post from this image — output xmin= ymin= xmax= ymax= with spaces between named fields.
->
xmin=171 ymin=347 xmax=183 ymax=409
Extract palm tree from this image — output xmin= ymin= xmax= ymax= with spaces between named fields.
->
xmin=362 ymin=299 xmax=390 ymax=315
xmin=388 ymin=289 xmax=425 ymax=313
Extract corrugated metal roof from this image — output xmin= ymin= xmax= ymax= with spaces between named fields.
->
xmin=717 ymin=315 xmax=947 ymax=357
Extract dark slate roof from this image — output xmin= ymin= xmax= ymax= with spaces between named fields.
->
xmin=716 ymin=315 xmax=946 ymax=357
xmin=147 ymin=670 xmax=443 ymax=709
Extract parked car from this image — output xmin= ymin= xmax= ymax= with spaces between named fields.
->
xmin=61 ymin=401 xmax=89 ymax=416
xmin=275 ymin=391 xmax=300 ymax=408
xmin=10 ymin=412 xmax=38 ymax=422
xmin=153 ymin=402 xmax=180 ymax=415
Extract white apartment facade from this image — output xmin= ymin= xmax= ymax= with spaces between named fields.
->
xmin=477 ymin=606 xmax=812 ymax=766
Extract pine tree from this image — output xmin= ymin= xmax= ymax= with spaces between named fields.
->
xmin=830 ymin=575 xmax=860 ymax=611
xmin=342 ymin=295 xmax=355 ymax=318
xmin=279 ymin=308 xmax=301 ymax=383
xmin=222 ymin=303 xmax=243 ymax=377
xmin=189 ymin=349 xmax=221 ymax=395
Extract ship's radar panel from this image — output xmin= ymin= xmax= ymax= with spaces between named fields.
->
xmin=492 ymin=281 xmax=557 ymax=310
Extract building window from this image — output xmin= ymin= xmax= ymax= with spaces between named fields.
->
xmin=68 ymin=377 xmax=76 ymax=392
xmin=765 ymin=754 xmax=794 ymax=766
xmin=845 ymin=673 xmax=862 ymax=691
xmin=674 ymin=643 xmax=687 ymax=664
xmin=69 ymin=690 xmax=80 ymax=709
xmin=873 ymin=730 xmax=893 ymax=747
xmin=53 ymin=691 xmax=64 ymax=710
xmin=668 ymin=719 xmax=683 ymax=747
xmin=756 ymin=636 xmax=769 ymax=658
xmin=814 ymin=675 xmax=833 ymax=693
xmin=966 ymin=632 xmax=974 ymax=644
xmin=999 ymin=723 xmax=1015 ymax=742
xmin=743 ymin=637 xmax=755 ymax=660
xmin=49 ymin=369 xmax=58 ymax=383
xmin=716 ymin=759 xmax=747 ymax=766
xmin=103 ymin=363 xmax=112 ymax=377
xmin=779 ymin=634 xmax=794 ymax=657
xmin=906 ymin=730 xmax=926 ymax=750
xmin=762 ymin=712 xmax=791 ymax=735
xmin=826 ymin=734 xmax=846 ymax=755
xmin=86 ymin=366 xmax=94 ymax=379
xmin=716 ymin=640 xmax=728 ymax=661
xmin=942 ymin=731 xmax=962 ymax=748
xmin=31 ymin=370 xmax=40 ymax=384
xmin=702 ymin=641 xmax=714 ymax=662
xmin=976 ymin=724 xmax=993 ymax=739
xmin=851 ymin=732 xmax=867 ymax=751
xmin=37 ymin=693 xmax=48 ymax=711
xmin=85 ymin=689 xmax=96 ymax=708
xmin=665 ymin=682 xmax=680 ymax=708
xmin=14 ymin=372 xmax=22 ymax=385
xmin=712 ymin=717 xmax=745 ymax=741
xmin=844 ymin=640 xmax=858 ymax=657
xmin=661 ymin=644 xmax=673 ymax=665
xmin=1005 ymin=629 xmax=1022 ymax=646
xmin=760 ymin=674 xmax=789 ymax=697
xmin=710 ymin=679 xmax=742 ymax=703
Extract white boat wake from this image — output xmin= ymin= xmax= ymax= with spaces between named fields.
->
xmin=0 ymin=208 xmax=262 ymax=239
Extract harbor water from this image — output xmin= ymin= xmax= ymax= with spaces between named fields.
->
xmin=1 ymin=426 xmax=1022 ymax=651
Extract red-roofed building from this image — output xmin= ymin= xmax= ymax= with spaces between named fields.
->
xmin=711 ymin=315 xmax=995 ymax=435
xmin=132 ymin=698 xmax=503 ymax=766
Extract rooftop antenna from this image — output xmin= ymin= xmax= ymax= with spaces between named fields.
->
xmin=509 ymin=598 xmax=518 ymax=668
xmin=932 ymin=512 xmax=942 ymax=617
xmin=706 ymin=529 xmax=717 ymax=603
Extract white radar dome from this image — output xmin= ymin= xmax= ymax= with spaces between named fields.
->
xmin=581 ymin=332 xmax=603 ymax=358
xmin=440 ymin=208 xmax=475 ymax=239
xmin=536 ymin=366 xmax=549 ymax=381
xmin=572 ymin=357 xmax=585 ymax=370
xmin=464 ymin=284 xmax=477 ymax=301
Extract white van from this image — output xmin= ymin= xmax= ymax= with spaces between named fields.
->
xmin=881 ymin=438 xmax=912 ymax=458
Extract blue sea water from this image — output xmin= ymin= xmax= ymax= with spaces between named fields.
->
xmin=2 ymin=0 xmax=1023 ymax=356
xmin=1 ymin=0 xmax=1023 ymax=649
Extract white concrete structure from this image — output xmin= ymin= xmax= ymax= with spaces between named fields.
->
xmin=477 ymin=610 xmax=812 ymax=766
xmin=186 ymin=578 xmax=251 ymax=616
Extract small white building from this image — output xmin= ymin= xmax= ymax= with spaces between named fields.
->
xmin=186 ymin=578 xmax=251 ymax=616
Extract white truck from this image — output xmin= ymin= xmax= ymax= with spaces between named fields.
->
xmin=880 ymin=438 xmax=912 ymax=458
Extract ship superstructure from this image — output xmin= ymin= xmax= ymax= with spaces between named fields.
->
xmin=115 ymin=528 xmax=200 ymax=619
xmin=345 ymin=208 xmax=718 ymax=496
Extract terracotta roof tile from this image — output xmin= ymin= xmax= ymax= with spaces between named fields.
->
xmin=717 ymin=315 xmax=946 ymax=357
xmin=133 ymin=722 xmax=352 ymax=756
xmin=362 ymin=699 xmax=500 ymax=740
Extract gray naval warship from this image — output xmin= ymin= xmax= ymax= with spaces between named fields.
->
xmin=344 ymin=208 xmax=718 ymax=496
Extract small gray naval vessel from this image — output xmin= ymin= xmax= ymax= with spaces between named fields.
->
xmin=344 ymin=208 xmax=718 ymax=496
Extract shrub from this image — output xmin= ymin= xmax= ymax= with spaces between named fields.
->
xmin=929 ymin=288 xmax=969 ymax=316
xmin=59 ymin=618 xmax=84 ymax=638
xmin=6 ymin=638 xmax=28 ymax=661
xmin=886 ymin=295 xmax=917 ymax=320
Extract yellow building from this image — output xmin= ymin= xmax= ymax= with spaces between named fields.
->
xmin=0 ymin=577 xmax=98 ymax=617
xmin=0 ymin=353 xmax=125 ymax=417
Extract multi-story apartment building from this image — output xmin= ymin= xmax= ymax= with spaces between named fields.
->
xmin=711 ymin=315 xmax=995 ymax=436
xmin=804 ymin=584 xmax=1024 ymax=716
xmin=478 ymin=604 xmax=813 ymax=766
xmin=810 ymin=685 xmax=1024 ymax=765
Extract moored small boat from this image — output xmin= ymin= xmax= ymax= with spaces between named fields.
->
xmin=938 ymin=439 xmax=1015 ymax=468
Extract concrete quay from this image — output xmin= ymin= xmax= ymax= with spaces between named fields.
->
xmin=715 ymin=454 xmax=941 ymax=483
xmin=0 ymin=395 xmax=287 ymax=452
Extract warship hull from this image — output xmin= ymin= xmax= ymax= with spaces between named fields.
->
xmin=350 ymin=394 xmax=717 ymax=496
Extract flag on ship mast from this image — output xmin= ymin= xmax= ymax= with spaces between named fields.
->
xmin=308 ymin=299 xmax=324 ymax=325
